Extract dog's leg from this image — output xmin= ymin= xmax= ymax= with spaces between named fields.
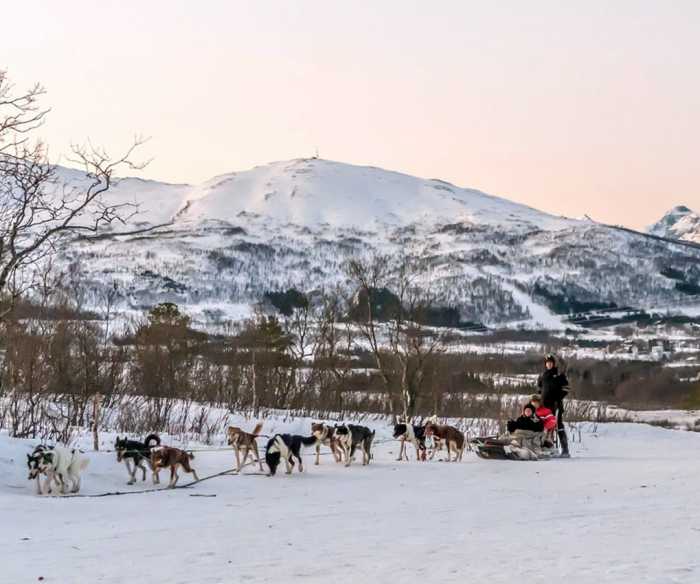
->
xmin=242 ymin=445 xmax=252 ymax=468
xmin=153 ymin=467 xmax=160 ymax=485
xmin=139 ymin=458 xmax=148 ymax=481
xmin=71 ymin=472 xmax=81 ymax=493
xmin=344 ymin=443 xmax=352 ymax=467
xmin=397 ymin=438 xmax=404 ymax=462
xmin=169 ymin=465 xmax=178 ymax=488
xmin=43 ymin=473 xmax=54 ymax=495
xmin=125 ymin=459 xmax=135 ymax=485
xmin=315 ymin=441 xmax=321 ymax=466
xmin=57 ymin=472 xmax=67 ymax=494
xmin=254 ymin=444 xmax=264 ymax=471
xmin=235 ymin=446 xmax=242 ymax=472
xmin=331 ymin=441 xmax=342 ymax=463
xmin=284 ymin=456 xmax=293 ymax=474
xmin=428 ymin=439 xmax=438 ymax=460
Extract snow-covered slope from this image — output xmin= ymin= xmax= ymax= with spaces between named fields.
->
xmin=648 ymin=205 xmax=700 ymax=243
xmin=44 ymin=159 xmax=700 ymax=328
xmin=178 ymin=158 xmax=572 ymax=231
xmin=52 ymin=165 xmax=191 ymax=227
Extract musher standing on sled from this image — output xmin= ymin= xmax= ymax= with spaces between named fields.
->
xmin=537 ymin=354 xmax=570 ymax=458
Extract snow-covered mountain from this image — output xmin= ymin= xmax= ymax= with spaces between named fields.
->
xmin=176 ymin=159 xmax=573 ymax=231
xmin=50 ymin=159 xmax=700 ymax=329
xmin=648 ymin=205 xmax=700 ymax=244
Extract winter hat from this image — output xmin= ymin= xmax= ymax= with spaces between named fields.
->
xmin=544 ymin=353 xmax=557 ymax=365
xmin=530 ymin=394 xmax=542 ymax=404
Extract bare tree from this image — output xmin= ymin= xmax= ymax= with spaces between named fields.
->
xmin=0 ymin=71 xmax=48 ymax=154
xmin=0 ymin=70 xmax=147 ymax=313
xmin=347 ymin=255 xmax=446 ymax=419
xmin=312 ymin=287 xmax=357 ymax=413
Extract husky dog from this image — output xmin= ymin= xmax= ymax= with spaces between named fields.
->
xmin=226 ymin=422 xmax=265 ymax=472
xmin=114 ymin=434 xmax=161 ymax=485
xmin=265 ymin=434 xmax=317 ymax=476
xmin=27 ymin=445 xmax=57 ymax=495
xmin=334 ymin=424 xmax=375 ymax=467
xmin=424 ymin=420 xmax=465 ymax=462
xmin=27 ymin=445 xmax=89 ymax=495
xmin=393 ymin=421 xmax=429 ymax=461
xmin=311 ymin=422 xmax=343 ymax=465
xmin=150 ymin=446 xmax=199 ymax=488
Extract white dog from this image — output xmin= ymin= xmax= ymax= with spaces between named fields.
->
xmin=27 ymin=446 xmax=89 ymax=495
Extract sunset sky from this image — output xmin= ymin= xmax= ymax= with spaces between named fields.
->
xmin=3 ymin=0 xmax=698 ymax=229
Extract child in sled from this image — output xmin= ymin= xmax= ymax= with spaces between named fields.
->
xmin=529 ymin=395 xmax=557 ymax=448
xmin=472 ymin=403 xmax=547 ymax=460
xmin=506 ymin=402 xmax=544 ymax=434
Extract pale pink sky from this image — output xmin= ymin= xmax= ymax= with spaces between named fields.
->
xmin=3 ymin=1 xmax=699 ymax=228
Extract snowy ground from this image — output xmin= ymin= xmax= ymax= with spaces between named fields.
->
xmin=2 ymin=422 xmax=700 ymax=584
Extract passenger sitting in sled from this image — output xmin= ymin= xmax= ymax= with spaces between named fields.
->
xmin=506 ymin=403 xmax=544 ymax=434
xmin=530 ymin=395 xmax=557 ymax=448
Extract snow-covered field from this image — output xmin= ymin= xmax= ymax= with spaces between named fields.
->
xmin=2 ymin=420 xmax=700 ymax=583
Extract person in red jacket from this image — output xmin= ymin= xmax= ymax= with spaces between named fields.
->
xmin=530 ymin=395 xmax=556 ymax=447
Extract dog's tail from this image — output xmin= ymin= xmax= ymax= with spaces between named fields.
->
xmin=144 ymin=434 xmax=161 ymax=448
xmin=251 ymin=422 xmax=263 ymax=436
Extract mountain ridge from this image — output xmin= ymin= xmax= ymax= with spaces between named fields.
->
xmin=648 ymin=205 xmax=700 ymax=243
xmin=52 ymin=157 xmax=576 ymax=232
xmin=42 ymin=159 xmax=700 ymax=330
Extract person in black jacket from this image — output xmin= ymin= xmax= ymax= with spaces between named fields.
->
xmin=507 ymin=403 xmax=544 ymax=434
xmin=537 ymin=354 xmax=570 ymax=457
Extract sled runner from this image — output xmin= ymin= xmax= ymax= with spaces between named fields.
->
xmin=471 ymin=430 xmax=559 ymax=461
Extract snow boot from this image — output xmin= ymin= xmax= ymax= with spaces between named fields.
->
xmin=558 ymin=429 xmax=570 ymax=458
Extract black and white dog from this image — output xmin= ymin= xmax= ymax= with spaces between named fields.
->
xmin=27 ymin=445 xmax=57 ymax=495
xmin=393 ymin=422 xmax=428 ymax=461
xmin=334 ymin=424 xmax=375 ymax=467
xmin=265 ymin=433 xmax=317 ymax=476
xmin=114 ymin=434 xmax=161 ymax=484
xmin=27 ymin=445 xmax=89 ymax=495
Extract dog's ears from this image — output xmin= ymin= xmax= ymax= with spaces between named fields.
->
xmin=26 ymin=454 xmax=31 ymax=461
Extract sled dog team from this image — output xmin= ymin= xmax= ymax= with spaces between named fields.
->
xmin=25 ymin=354 xmax=569 ymax=493
xmin=25 ymin=421 xmax=379 ymax=494
xmin=24 ymin=413 xmax=539 ymax=494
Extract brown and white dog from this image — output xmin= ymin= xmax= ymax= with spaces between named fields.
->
xmin=424 ymin=420 xmax=465 ymax=462
xmin=150 ymin=446 xmax=199 ymax=488
xmin=393 ymin=420 xmax=430 ymax=461
xmin=311 ymin=422 xmax=343 ymax=465
xmin=226 ymin=422 xmax=265 ymax=472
